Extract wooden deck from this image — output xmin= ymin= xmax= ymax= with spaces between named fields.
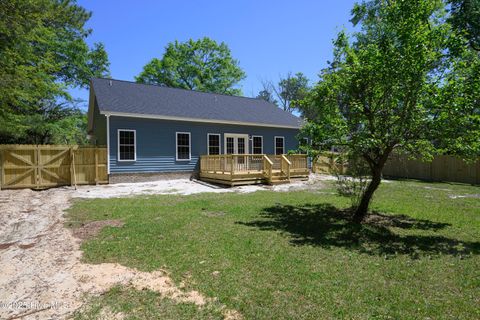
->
xmin=199 ymin=154 xmax=309 ymax=186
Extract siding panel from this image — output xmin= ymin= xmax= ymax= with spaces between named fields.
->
xmin=109 ymin=116 xmax=300 ymax=173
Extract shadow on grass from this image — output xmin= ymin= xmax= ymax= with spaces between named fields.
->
xmin=238 ymin=203 xmax=480 ymax=258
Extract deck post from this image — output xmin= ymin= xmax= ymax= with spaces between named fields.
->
xmin=230 ymin=154 xmax=234 ymax=178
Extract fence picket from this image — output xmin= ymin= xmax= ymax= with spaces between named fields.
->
xmin=0 ymin=145 xmax=108 ymax=189
xmin=314 ymin=152 xmax=479 ymax=185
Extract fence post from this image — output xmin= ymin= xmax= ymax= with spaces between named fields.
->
xmin=70 ymin=147 xmax=76 ymax=188
xmin=35 ymin=146 xmax=40 ymax=189
xmin=429 ymin=157 xmax=434 ymax=181
xmin=477 ymin=159 xmax=480 ymax=185
xmin=0 ymin=149 xmax=3 ymax=191
xmin=95 ymin=148 xmax=99 ymax=185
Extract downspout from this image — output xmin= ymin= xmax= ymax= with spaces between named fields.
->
xmin=106 ymin=114 xmax=111 ymax=175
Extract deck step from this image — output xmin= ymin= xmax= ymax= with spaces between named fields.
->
xmin=269 ymin=180 xmax=290 ymax=185
xmin=268 ymin=176 xmax=290 ymax=185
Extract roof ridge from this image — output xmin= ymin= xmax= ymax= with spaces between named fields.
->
xmin=91 ymin=77 xmax=276 ymax=104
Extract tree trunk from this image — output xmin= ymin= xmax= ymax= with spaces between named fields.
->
xmin=353 ymin=166 xmax=383 ymax=223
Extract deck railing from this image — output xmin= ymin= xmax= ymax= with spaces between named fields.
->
xmin=200 ymin=154 xmax=267 ymax=174
xmin=200 ymin=154 xmax=307 ymax=178
xmin=263 ymin=155 xmax=274 ymax=183
xmin=286 ymin=154 xmax=309 ymax=172
xmin=281 ymin=155 xmax=291 ymax=180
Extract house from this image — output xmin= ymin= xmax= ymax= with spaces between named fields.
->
xmin=87 ymin=78 xmax=309 ymax=185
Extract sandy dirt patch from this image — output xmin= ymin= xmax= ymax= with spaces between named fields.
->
xmin=0 ymin=176 xmax=327 ymax=319
xmin=71 ymin=220 xmax=124 ymax=241
xmin=71 ymin=174 xmax=328 ymax=199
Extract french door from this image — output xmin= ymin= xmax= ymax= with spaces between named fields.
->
xmin=224 ymin=134 xmax=249 ymax=155
xmin=224 ymin=134 xmax=249 ymax=170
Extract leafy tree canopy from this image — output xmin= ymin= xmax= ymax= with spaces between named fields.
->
xmin=256 ymin=89 xmax=278 ymax=105
xmin=136 ymin=37 xmax=246 ymax=95
xmin=262 ymin=73 xmax=310 ymax=113
xmin=448 ymin=0 xmax=480 ymax=50
xmin=300 ymin=0 xmax=479 ymax=221
xmin=0 ymin=0 xmax=110 ymax=144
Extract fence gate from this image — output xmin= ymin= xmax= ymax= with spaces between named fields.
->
xmin=0 ymin=145 xmax=108 ymax=190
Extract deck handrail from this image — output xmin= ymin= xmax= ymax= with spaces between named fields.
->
xmin=201 ymin=154 xmax=307 ymax=158
xmin=286 ymin=154 xmax=309 ymax=171
xmin=263 ymin=154 xmax=273 ymax=183
xmin=202 ymin=153 xmax=268 ymax=158
xmin=281 ymin=154 xmax=291 ymax=180
xmin=199 ymin=154 xmax=307 ymax=178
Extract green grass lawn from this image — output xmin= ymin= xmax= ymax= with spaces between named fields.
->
xmin=68 ymin=179 xmax=480 ymax=320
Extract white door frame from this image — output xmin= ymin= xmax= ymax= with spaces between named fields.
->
xmin=224 ymin=133 xmax=249 ymax=154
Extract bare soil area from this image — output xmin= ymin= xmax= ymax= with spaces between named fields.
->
xmin=0 ymin=176 xmax=326 ymax=319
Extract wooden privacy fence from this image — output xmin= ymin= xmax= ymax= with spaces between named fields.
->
xmin=383 ymin=155 xmax=480 ymax=185
xmin=0 ymin=145 xmax=108 ymax=190
xmin=313 ymin=152 xmax=480 ymax=185
xmin=313 ymin=153 xmax=348 ymax=175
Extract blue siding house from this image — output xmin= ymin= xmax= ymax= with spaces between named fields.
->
xmin=87 ymin=78 xmax=308 ymax=184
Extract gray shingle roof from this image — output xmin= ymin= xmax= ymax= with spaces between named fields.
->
xmin=91 ymin=78 xmax=302 ymax=128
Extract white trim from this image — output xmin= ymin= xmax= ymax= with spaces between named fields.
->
xmin=224 ymin=133 xmax=249 ymax=154
xmin=274 ymin=136 xmax=285 ymax=155
xmin=251 ymin=135 xmax=263 ymax=154
xmin=207 ymin=133 xmax=221 ymax=155
xmin=176 ymin=132 xmax=191 ymax=161
xmin=117 ymin=129 xmax=137 ymax=162
xmin=100 ymin=111 xmax=301 ymax=129
xmin=106 ymin=114 xmax=110 ymax=174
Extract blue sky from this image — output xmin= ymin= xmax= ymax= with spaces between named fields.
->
xmin=74 ymin=0 xmax=357 ymax=107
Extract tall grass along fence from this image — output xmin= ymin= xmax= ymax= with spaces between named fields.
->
xmin=0 ymin=145 xmax=108 ymax=190
xmin=313 ymin=152 xmax=480 ymax=185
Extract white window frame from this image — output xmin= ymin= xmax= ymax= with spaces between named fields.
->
xmin=176 ymin=132 xmax=191 ymax=161
xmin=117 ymin=129 xmax=136 ymax=162
xmin=207 ymin=133 xmax=221 ymax=155
xmin=252 ymin=135 xmax=263 ymax=154
xmin=274 ymin=136 xmax=285 ymax=155
xmin=224 ymin=133 xmax=249 ymax=154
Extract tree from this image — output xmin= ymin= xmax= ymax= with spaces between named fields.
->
xmin=0 ymin=0 xmax=110 ymax=143
xmin=303 ymin=0 xmax=479 ymax=222
xmin=136 ymin=37 xmax=246 ymax=95
xmin=448 ymin=0 xmax=480 ymax=50
xmin=256 ymin=83 xmax=278 ymax=105
xmin=264 ymin=73 xmax=310 ymax=113
xmin=20 ymin=99 xmax=89 ymax=145
xmin=256 ymin=89 xmax=277 ymax=104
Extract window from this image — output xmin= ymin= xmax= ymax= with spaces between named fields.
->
xmin=275 ymin=136 xmax=285 ymax=155
xmin=252 ymin=136 xmax=263 ymax=154
xmin=237 ymin=137 xmax=245 ymax=154
xmin=176 ymin=132 xmax=191 ymax=161
xmin=118 ymin=130 xmax=136 ymax=161
xmin=226 ymin=137 xmax=234 ymax=154
xmin=207 ymin=134 xmax=221 ymax=155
